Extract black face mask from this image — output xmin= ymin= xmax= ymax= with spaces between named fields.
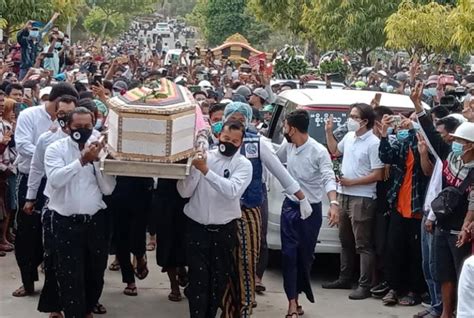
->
xmin=57 ymin=114 xmax=70 ymax=129
xmin=218 ymin=141 xmax=239 ymax=157
xmin=284 ymin=132 xmax=292 ymax=143
xmin=70 ymin=127 xmax=93 ymax=144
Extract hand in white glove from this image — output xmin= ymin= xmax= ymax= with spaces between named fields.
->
xmin=299 ymin=197 xmax=313 ymax=220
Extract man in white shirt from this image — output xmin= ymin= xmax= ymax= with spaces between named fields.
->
xmin=13 ymin=82 xmax=79 ymax=298
xmin=177 ymin=120 xmax=252 ymax=318
xmin=276 ymin=109 xmax=339 ymax=317
xmin=457 ymin=255 xmax=474 ymax=318
xmin=21 ymin=95 xmax=78 ymax=315
xmin=323 ymin=103 xmax=384 ymax=300
xmin=44 ymin=107 xmax=116 ymax=318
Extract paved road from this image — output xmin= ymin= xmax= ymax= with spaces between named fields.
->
xmin=0 ymin=251 xmax=422 ymax=318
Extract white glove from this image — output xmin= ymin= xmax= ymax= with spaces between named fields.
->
xmin=299 ymin=197 xmax=313 ymax=220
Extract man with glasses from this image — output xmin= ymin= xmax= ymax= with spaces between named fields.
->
xmin=323 ymin=103 xmax=384 ymax=300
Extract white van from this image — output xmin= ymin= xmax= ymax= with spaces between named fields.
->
xmin=265 ymin=89 xmax=429 ymax=253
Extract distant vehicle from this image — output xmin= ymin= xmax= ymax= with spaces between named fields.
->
xmin=265 ymin=89 xmax=429 ymax=254
xmin=156 ymin=22 xmax=171 ymax=33
xmin=303 ymin=80 xmax=346 ymax=90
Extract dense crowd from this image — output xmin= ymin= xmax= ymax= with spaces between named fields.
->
xmin=0 ymin=11 xmax=474 ymax=318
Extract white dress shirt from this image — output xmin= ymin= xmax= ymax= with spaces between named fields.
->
xmin=457 ymin=255 xmax=474 ymax=318
xmin=44 ymin=137 xmax=116 ymax=216
xmin=26 ymin=128 xmax=68 ymax=200
xmin=337 ymin=130 xmax=384 ymax=199
xmin=277 ymin=138 xmax=336 ymax=204
xmin=15 ymin=104 xmax=55 ymax=174
xmin=177 ymin=149 xmax=252 ymax=225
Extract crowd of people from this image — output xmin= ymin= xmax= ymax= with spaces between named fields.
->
xmin=0 ymin=11 xmax=474 ymax=318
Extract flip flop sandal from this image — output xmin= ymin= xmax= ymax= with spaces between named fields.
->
xmin=398 ymin=292 xmax=421 ymax=306
xmin=12 ymin=286 xmax=33 ymax=297
xmin=123 ymin=286 xmax=138 ymax=297
xmin=168 ymin=291 xmax=182 ymax=302
xmin=0 ymin=244 xmax=14 ymax=252
xmin=146 ymin=242 xmax=156 ymax=251
xmin=92 ymin=303 xmax=107 ymax=315
xmin=108 ymin=261 xmax=120 ymax=271
xmin=134 ymin=257 xmax=149 ymax=280
xmin=297 ymin=306 xmax=304 ymax=316
xmin=285 ymin=313 xmax=298 ymax=318
xmin=256 ymin=282 xmax=266 ymax=294
xmin=0 ymin=251 xmax=6 ymax=257
xmin=382 ymin=290 xmax=398 ymax=306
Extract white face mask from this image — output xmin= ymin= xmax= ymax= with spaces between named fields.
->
xmin=347 ymin=118 xmax=361 ymax=132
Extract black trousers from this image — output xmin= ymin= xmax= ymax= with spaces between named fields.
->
xmin=385 ymin=211 xmax=426 ymax=293
xmin=111 ymin=177 xmax=152 ymax=284
xmin=256 ymin=183 xmax=269 ymax=279
xmin=38 ymin=208 xmax=61 ymax=313
xmin=14 ymin=173 xmax=46 ymax=289
xmin=186 ymin=217 xmax=237 ymax=318
xmin=51 ymin=210 xmax=109 ymax=318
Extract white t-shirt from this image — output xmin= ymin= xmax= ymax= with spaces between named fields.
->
xmin=337 ymin=130 xmax=384 ymax=199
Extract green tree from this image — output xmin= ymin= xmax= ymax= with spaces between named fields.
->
xmin=248 ymin=0 xmax=312 ymax=36
xmin=159 ymin=0 xmax=197 ymax=18
xmin=83 ymin=7 xmax=127 ymax=38
xmin=385 ymin=0 xmax=455 ymax=59
xmin=303 ymin=0 xmax=400 ymax=64
xmin=448 ymin=0 xmax=473 ymax=55
xmin=83 ymin=0 xmax=156 ymax=39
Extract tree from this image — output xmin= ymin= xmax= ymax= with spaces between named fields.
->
xmin=302 ymin=0 xmax=400 ymax=64
xmin=83 ymin=7 xmax=127 ymax=39
xmin=83 ymin=0 xmax=156 ymax=40
xmin=385 ymin=0 xmax=455 ymax=60
xmin=448 ymin=0 xmax=474 ymax=55
xmin=158 ymin=0 xmax=197 ymax=18
xmin=248 ymin=0 xmax=312 ymax=36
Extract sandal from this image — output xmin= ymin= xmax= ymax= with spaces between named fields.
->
xmin=297 ymin=305 xmax=304 ymax=316
xmin=92 ymin=303 xmax=107 ymax=315
xmin=0 ymin=243 xmax=14 ymax=252
xmin=178 ymin=272 xmax=189 ymax=288
xmin=398 ymin=292 xmax=421 ymax=306
xmin=0 ymin=251 xmax=5 ymax=257
xmin=146 ymin=241 xmax=156 ymax=251
xmin=168 ymin=291 xmax=182 ymax=302
xmin=108 ymin=260 xmax=120 ymax=271
xmin=49 ymin=312 xmax=64 ymax=318
xmin=256 ymin=282 xmax=266 ymax=294
xmin=382 ymin=289 xmax=398 ymax=306
xmin=12 ymin=285 xmax=34 ymax=297
xmin=123 ymin=286 xmax=138 ymax=297
xmin=285 ymin=313 xmax=298 ymax=318
xmin=134 ymin=256 xmax=149 ymax=280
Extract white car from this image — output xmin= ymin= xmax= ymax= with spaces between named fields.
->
xmin=265 ymin=89 xmax=429 ymax=253
xmin=303 ymin=80 xmax=346 ymax=90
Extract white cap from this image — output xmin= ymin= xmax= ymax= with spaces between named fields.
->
xmin=39 ymin=86 xmax=52 ymax=99
xmin=450 ymin=122 xmax=474 ymax=143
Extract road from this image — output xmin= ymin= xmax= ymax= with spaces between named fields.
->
xmin=0 ymin=251 xmax=422 ymax=318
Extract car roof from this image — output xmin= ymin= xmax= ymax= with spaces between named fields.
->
xmin=278 ymin=89 xmax=429 ymax=109
xmin=305 ymin=80 xmax=346 ymax=87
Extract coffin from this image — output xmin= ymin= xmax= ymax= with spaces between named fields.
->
xmin=106 ymin=79 xmax=196 ymax=163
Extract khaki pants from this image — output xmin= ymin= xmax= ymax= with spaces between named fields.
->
xmin=338 ymin=194 xmax=376 ymax=288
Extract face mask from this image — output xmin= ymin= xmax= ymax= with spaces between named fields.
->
xmin=451 ymin=141 xmax=464 ymax=157
xmin=70 ymin=127 xmax=93 ymax=144
xmin=404 ymin=87 xmax=411 ymax=95
xmin=29 ymin=30 xmax=39 ymax=38
xmin=423 ymin=87 xmax=437 ymax=97
xmin=397 ymin=129 xmax=410 ymax=140
xmin=112 ymin=91 xmax=120 ymax=97
xmin=412 ymin=121 xmax=421 ymax=131
xmin=95 ymin=119 xmax=103 ymax=130
xmin=380 ymin=82 xmax=388 ymax=92
xmin=347 ymin=118 xmax=361 ymax=132
xmin=218 ymin=141 xmax=239 ymax=157
xmin=387 ymin=127 xmax=394 ymax=135
xmin=211 ymin=121 xmax=223 ymax=135
xmin=57 ymin=115 xmax=69 ymax=129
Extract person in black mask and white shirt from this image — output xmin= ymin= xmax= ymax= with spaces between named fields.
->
xmin=13 ymin=82 xmax=79 ymax=298
xmin=44 ymin=107 xmax=115 ymax=318
xmin=177 ymin=120 xmax=252 ymax=318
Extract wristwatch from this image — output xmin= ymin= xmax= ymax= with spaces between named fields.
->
xmin=330 ymin=200 xmax=340 ymax=206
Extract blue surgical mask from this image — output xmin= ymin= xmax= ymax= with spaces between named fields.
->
xmin=412 ymin=121 xmax=421 ymax=131
xmin=397 ymin=129 xmax=410 ymax=140
xmin=55 ymin=42 xmax=62 ymax=50
xmin=29 ymin=30 xmax=39 ymax=38
xmin=387 ymin=127 xmax=394 ymax=135
xmin=451 ymin=141 xmax=464 ymax=157
xmin=211 ymin=121 xmax=223 ymax=135
xmin=423 ymin=87 xmax=437 ymax=97
xmin=95 ymin=118 xmax=103 ymax=130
